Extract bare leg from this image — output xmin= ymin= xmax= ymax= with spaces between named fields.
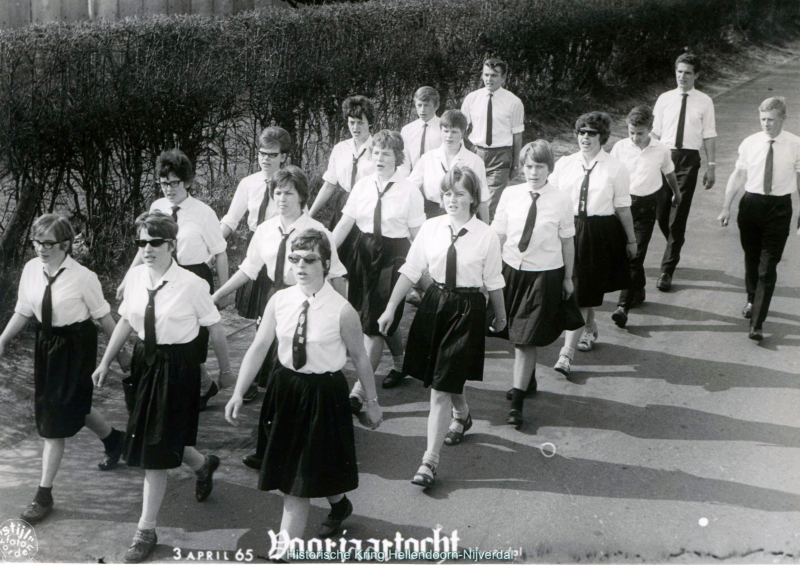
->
xmin=385 ymin=331 xmax=404 ymax=358
xmin=427 ymin=390 xmax=453 ymax=455
xmin=513 ymin=345 xmax=537 ymax=390
xmin=84 ymin=408 xmax=112 ymax=439
xmin=40 ymin=438 xmax=65 ymax=488
xmin=182 ymin=446 xmax=206 ymax=470
xmin=563 ymin=307 xmax=589 ymax=351
xmin=281 ymin=495 xmax=311 ymax=540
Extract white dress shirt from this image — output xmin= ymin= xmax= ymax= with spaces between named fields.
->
xmin=460 ymin=87 xmax=525 ymax=149
xmin=238 ymin=213 xmax=347 ymax=283
xmin=341 ymin=171 xmax=425 ymax=238
xmin=119 ymin=261 xmax=221 ymax=344
xmin=399 ymin=215 xmax=505 ymax=291
xmin=735 ymin=130 xmax=800 ymax=197
xmin=220 ymin=171 xmax=278 ymax=233
xmin=401 ymin=116 xmax=442 ymax=171
xmin=407 ymin=144 xmax=491 ymax=204
xmin=274 ymin=282 xmax=348 ymax=374
xmin=15 ymin=256 xmax=111 ymax=325
xmin=549 ymin=150 xmax=632 ymax=215
xmin=652 ymin=88 xmax=717 ymax=150
xmin=151 ymin=196 xmax=227 ymax=265
xmin=322 ymin=136 xmax=375 ymax=192
xmin=611 ymin=137 xmax=676 ymax=196
xmin=492 ymin=183 xmax=575 ymax=271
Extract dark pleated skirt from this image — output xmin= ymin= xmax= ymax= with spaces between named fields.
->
xmin=424 ymin=197 xmax=445 ymax=219
xmin=258 ymin=365 xmax=358 ymax=498
xmin=180 ymin=262 xmax=215 ymax=363
xmin=235 ymin=231 xmax=273 ymax=321
xmin=33 ymin=319 xmax=97 ymax=438
xmin=495 ymin=264 xmax=585 ymax=346
xmin=123 ymin=339 xmax=201 ymax=470
xmin=326 ymin=187 xmax=361 ymax=302
xmin=347 ymin=233 xmax=409 ymax=337
xmin=574 ymin=215 xmax=630 ymax=308
xmin=404 ymin=284 xmax=486 ymax=394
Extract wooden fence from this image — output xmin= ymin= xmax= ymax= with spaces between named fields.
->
xmin=1 ymin=0 xmax=288 ymax=28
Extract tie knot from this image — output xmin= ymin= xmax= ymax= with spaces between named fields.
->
xmin=682 ymin=93 xmax=688 ymax=98
xmin=768 ymin=139 xmax=775 ymax=145
xmin=531 ymin=192 xmax=540 ymax=201
xmin=172 ymin=205 xmax=179 ymax=213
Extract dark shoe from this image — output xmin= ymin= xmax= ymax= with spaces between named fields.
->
xmin=742 ymin=303 xmax=753 ymax=319
xmin=411 ymin=462 xmax=436 ymax=488
xmin=656 ymin=273 xmax=672 ymax=292
xmin=349 ymin=396 xmax=363 ymax=415
xmin=195 ymin=455 xmax=220 ymax=502
xmin=611 ymin=307 xmax=628 ymax=328
xmin=382 ymin=369 xmax=406 ymax=389
xmin=98 ymin=432 xmax=126 ymax=471
xmin=242 ymin=383 xmax=258 ymax=404
xmin=20 ymin=500 xmax=52 ymax=524
xmin=629 ymin=288 xmax=646 ymax=309
xmin=199 ymin=381 xmax=219 ymax=412
xmin=505 ymin=376 xmax=537 ymax=400
xmin=242 ymin=452 xmax=261 ymax=471
xmin=748 ymin=327 xmax=763 ymax=341
xmin=443 ymin=413 xmax=472 ymax=446
xmin=124 ymin=529 xmax=157 ymax=563
xmin=506 ymin=409 xmax=523 ymax=429
xmin=318 ymin=498 xmax=353 ymax=538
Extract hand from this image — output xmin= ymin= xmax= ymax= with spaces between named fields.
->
xmin=225 ymin=394 xmax=243 ymax=426
xmin=671 ymin=192 xmax=682 ymax=208
xmin=562 ymin=278 xmax=574 ymax=300
xmin=116 ymin=280 xmax=126 ymax=301
xmin=626 ymin=241 xmax=637 ymax=260
xmin=377 ymin=309 xmax=395 ymax=336
xmin=718 ymin=209 xmax=731 ymax=227
xmin=364 ymin=400 xmax=383 ymax=430
xmin=490 ymin=316 xmax=507 ymax=333
xmin=703 ymin=167 xmax=716 ymax=189
xmin=92 ymin=364 xmax=110 ymax=387
xmin=116 ymin=349 xmax=132 ymax=373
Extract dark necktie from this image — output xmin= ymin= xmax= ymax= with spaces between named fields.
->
xmin=144 ymin=280 xmax=169 ymax=365
xmin=578 ymin=162 xmax=597 ymax=219
xmin=256 ymin=179 xmax=272 ymax=225
xmin=518 ymin=192 xmax=541 ymax=253
xmin=273 ymin=227 xmax=294 ymax=289
xmin=675 ymin=93 xmax=688 ymax=150
xmin=764 ymin=140 xmax=775 ymax=195
xmin=446 ymin=225 xmax=469 ymax=290
xmin=419 ymin=123 xmax=427 ymax=163
xmin=373 ymin=181 xmax=395 ymax=243
xmin=485 ymin=93 xmax=493 ymax=147
xmin=41 ymin=268 xmax=65 ymax=339
xmin=171 ymin=206 xmax=179 ymax=222
xmin=292 ymin=300 xmax=310 ymax=370
xmin=350 ymin=147 xmax=367 ymax=190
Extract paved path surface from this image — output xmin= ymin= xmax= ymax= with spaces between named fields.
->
xmin=1 ymin=57 xmax=799 ymax=564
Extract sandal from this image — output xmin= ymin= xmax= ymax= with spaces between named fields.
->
xmin=411 ymin=462 xmax=436 ymax=488
xmin=443 ymin=413 xmax=472 ymax=446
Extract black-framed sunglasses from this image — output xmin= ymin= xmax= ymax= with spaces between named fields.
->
xmin=134 ymin=238 xmax=173 ymax=248
xmin=258 ymin=150 xmax=282 ymax=159
xmin=31 ymin=239 xmax=63 ymax=250
xmin=287 ymin=253 xmax=321 ymax=265
xmin=576 ymin=129 xmax=600 ymax=137
xmin=158 ymin=180 xmax=183 ymax=189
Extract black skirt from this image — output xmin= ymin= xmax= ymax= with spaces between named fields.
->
xmin=574 ymin=215 xmax=630 ymax=308
xmin=235 ymin=232 xmax=273 ymax=320
xmin=123 ymin=339 xmax=201 ymax=470
xmin=347 ymin=233 xmax=409 ymax=337
xmin=258 ymin=365 xmax=358 ymax=498
xmin=496 ymin=264 xmax=585 ymax=346
xmin=33 ymin=319 xmax=97 ymax=439
xmin=180 ymin=262 xmax=215 ymax=362
xmin=404 ymin=283 xmax=486 ymax=394
xmin=326 ymin=187 xmax=361 ymax=297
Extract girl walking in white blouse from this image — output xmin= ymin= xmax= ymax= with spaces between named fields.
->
xmin=0 ymin=214 xmax=130 ymax=524
xmin=378 ymin=166 xmax=506 ymax=488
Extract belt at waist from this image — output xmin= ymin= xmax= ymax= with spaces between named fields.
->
xmin=743 ymin=191 xmax=793 ymax=200
xmin=34 ymin=317 xmax=94 ymax=335
xmin=433 ymin=282 xmax=481 ymax=293
xmin=631 ymin=192 xmax=659 ymax=201
xmin=670 ymin=148 xmax=700 ymax=154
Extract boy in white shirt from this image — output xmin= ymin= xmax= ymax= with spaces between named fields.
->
xmin=401 ymin=87 xmax=442 ymax=174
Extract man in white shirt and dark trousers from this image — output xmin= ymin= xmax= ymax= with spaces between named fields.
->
xmin=718 ymin=96 xmax=800 ymax=341
xmin=461 ymin=58 xmax=524 ymax=220
xmin=652 ymin=53 xmax=717 ymax=291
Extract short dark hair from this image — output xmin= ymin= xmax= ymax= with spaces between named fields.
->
xmin=414 ymin=86 xmax=440 ymax=107
xmin=371 ymin=130 xmax=405 ymax=167
xmin=156 ymin=149 xmax=193 ymax=183
xmin=575 ymin=112 xmax=612 ymax=145
xmin=291 ymin=228 xmax=331 ymax=278
xmin=259 ymin=127 xmax=292 ymax=154
xmin=31 ymin=213 xmax=75 ymax=254
xmin=483 ymin=57 xmax=508 ymax=77
xmin=519 ymin=140 xmax=555 ymax=173
xmin=675 ymin=53 xmax=701 ymax=74
xmin=271 ymin=165 xmax=309 ymax=208
xmin=626 ymin=105 xmax=654 ymax=129
xmin=440 ymin=109 xmax=468 ymax=132
xmin=342 ymin=95 xmax=375 ymax=128
xmin=135 ymin=211 xmax=179 ymax=242
xmin=440 ymin=166 xmax=481 ymax=215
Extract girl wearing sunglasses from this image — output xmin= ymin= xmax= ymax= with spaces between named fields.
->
xmin=93 ymin=211 xmax=233 ymax=564
xmin=0 ymin=214 xmax=130 ymax=525
xmin=226 ymin=228 xmax=381 ymax=544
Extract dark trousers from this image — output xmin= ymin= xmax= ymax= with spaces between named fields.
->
xmin=737 ymin=192 xmax=792 ymax=330
xmin=475 ymin=146 xmax=513 ymax=221
xmin=656 ymin=149 xmax=701 ymax=275
xmin=618 ymin=192 xmax=658 ymax=309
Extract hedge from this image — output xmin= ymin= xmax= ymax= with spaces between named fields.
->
xmin=0 ymin=0 xmax=798 ymax=318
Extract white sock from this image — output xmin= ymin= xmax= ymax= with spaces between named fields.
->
xmin=137 ymin=518 xmax=157 ymax=531
xmin=392 ymin=355 xmax=404 ymax=372
xmin=422 ymin=451 xmax=440 ymax=468
xmin=350 ymin=381 xmax=366 ymax=401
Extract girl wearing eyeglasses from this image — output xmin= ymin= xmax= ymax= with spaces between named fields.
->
xmin=0 ymin=214 xmax=130 ymax=525
xmin=93 ymin=211 xmax=233 ymax=564
xmin=225 ymin=229 xmax=381 ymax=546
xmin=548 ymin=112 xmax=636 ymax=376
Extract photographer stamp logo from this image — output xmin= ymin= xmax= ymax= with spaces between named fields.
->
xmin=0 ymin=520 xmax=38 ymax=562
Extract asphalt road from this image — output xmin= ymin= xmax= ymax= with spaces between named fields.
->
xmin=0 ymin=56 xmax=799 ymax=564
